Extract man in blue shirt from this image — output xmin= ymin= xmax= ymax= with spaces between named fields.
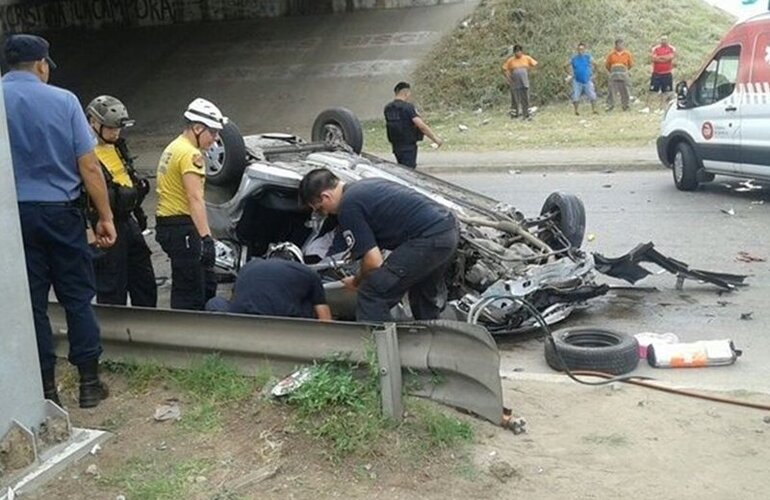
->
xmin=299 ymin=168 xmax=459 ymax=322
xmin=567 ymin=42 xmax=598 ymax=115
xmin=3 ymin=34 xmax=116 ymax=408
xmin=205 ymin=242 xmax=331 ymax=320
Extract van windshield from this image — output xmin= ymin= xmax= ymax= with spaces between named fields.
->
xmin=693 ymin=45 xmax=740 ymax=106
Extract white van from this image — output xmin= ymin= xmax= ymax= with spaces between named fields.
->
xmin=657 ymin=12 xmax=770 ymax=190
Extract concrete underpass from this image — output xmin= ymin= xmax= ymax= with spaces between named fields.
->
xmin=1 ymin=0 xmax=478 ymax=148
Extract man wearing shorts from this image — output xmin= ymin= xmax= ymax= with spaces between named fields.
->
xmin=648 ymin=35 xmax=676 ymax=111
xmin=567 ymin=42 xmax=597 ymax=115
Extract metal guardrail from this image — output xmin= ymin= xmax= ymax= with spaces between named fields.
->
xmin=49 ymin=304 xmax=506 ymax=426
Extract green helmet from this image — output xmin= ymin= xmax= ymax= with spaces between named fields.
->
xmin=86 ymin=95 xmax=135 ymax=129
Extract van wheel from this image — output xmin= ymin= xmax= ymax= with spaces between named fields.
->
xmin=205 ymin=121 xmax=248 ymax=187
xmin=673 ymin=142 xmax=699 ymax=191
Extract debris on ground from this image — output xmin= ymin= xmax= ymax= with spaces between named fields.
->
xmin=736 ymin=251 xmax=766 ymax=263
xmin=85 ymin=464 xmax=100 ymax=477
xmin=507 ymin=169 xmax=521 ymax=175
xmin=647 ymin=339 xmax=742 ymax=368
xmin=593 ymin=242 xmax=748 ymax=290
xmin=763 ymin=416 xmax=770 ymax=424
xmin=488 ymin=459 xmax=519 ymax=483
xmin=271 ymin=367 xmax=317 ymax=397
xmin=740 ymin=312 xmax=754 ymax=321
xmin=602 ymin=184 xmax=612 ymax=188
xmin=224 ymin=464 xmax=280 ymax=493
xmin=90 ymin=444 xmax=102 ymax=456
xmin=634 ymin=332 xmax=678 ymax=359
xmin=734 ymin=180 xmax=763 ymax=192
xmin=720 ymin=207 xmax=736 ymax=216
xmin=458 ymin=124 xmax=469 ymax=132
xmin=153 ymin=399 xmax=181 ymax=422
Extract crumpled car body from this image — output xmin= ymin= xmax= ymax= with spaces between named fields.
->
xmin=204 ymin=114 xmax=607 ymax=335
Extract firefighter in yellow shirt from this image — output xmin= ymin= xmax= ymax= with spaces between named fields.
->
xmin=155 ymin=98 xmax=225 ymax=310
xmin=86 ymin=95 xmax=156 ymax=307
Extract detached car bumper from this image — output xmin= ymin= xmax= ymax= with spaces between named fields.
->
xmin=656 ymin=135 xmax=671 ymax=168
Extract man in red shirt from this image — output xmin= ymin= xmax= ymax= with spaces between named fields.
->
xmin=648 ymin=35 xmax=676 ymax=111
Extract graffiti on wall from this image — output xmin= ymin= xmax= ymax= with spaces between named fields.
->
xmin=0 ymin=0 xmax=187 ymax=32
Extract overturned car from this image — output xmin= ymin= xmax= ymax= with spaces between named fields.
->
xmin=204 ymin=109 xmax=744 ymax=334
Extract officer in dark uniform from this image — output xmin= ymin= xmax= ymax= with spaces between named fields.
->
xmin=3 ymin=34 xmax=115 ymax=408
xmin=383 ymin=81 xmax=442 ymax=168
xmin=205 ymin=242 xmax=331 ymax=320
xmin=86 ymin=95 xmax=157 ymax=307
xmin=299 ymin=168 xmax=458 ymax=322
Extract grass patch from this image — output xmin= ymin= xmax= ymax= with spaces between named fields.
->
xmin=103 ymin=358 xmax=169 ymax=392
xmin=103 ymin=458 xmax=210 ymax=500
xmin=287 ymin=356 xmax=474 ymax=459
xmin=414 ymin=0 xmax=733 ymax=111
xmin=362 ymin=104 xmax=661 ymax=153
xmin=171 ymin=355 xmax=256 ymax=403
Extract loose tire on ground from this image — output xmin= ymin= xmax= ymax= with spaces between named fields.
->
xmin=673 ymin=141 xmax=699 ymax=191
xmin=311 ymin=107 xmax=364 ymax=154
xmin=544 ymin=327 xmax=639 ymax=375
xmin=205 ymin=121 xmax=248 ymax=187
xmin=539 ymin=192 xmax=586 ymax=249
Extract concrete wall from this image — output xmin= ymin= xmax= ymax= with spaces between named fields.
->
xmin=0 ymin=0 xmax=465 ymax=33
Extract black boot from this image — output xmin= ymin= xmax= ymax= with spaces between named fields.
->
xmin=42 ymin=369 xmax=62 ymax=407
xmin=78 ymin=359 xmax=109 ymax=409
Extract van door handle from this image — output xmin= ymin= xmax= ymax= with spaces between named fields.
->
xmin=725 ymin=105 xmax=737 ymax=112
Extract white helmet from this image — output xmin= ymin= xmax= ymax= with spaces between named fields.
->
xmin=266 ymin=242 xmax=304 ymax=264
xmin=183 ymin=97 xmax=226 ymax=130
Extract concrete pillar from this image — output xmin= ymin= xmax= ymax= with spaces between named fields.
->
xmin=0 ymin=73 xmax=47 ymax=443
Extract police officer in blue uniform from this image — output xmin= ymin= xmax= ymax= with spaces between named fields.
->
xmin=3 ymin=34 xmax=115 ymax=408
xmin=383 ymin=81 xmax=442 ymax=168
xmin=298 ymin=169 xmax=458 ymax=322
xmin=205 ymin=242 xmax=331 ymax=320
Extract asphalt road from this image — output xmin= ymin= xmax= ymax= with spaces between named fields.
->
xmin=440 ymin=169 xmax=770 ymax=393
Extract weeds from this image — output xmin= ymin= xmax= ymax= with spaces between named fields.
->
xmin=103 ymin=458 xmax=210 ymax=500
xmin=287 ymin=356 xmax=474 ymax=459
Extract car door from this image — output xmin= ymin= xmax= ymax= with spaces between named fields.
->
xmin=689 ymin=45 xmax=741 ymax=174
xmin=738 ymin=31 xmax=770 ymax=179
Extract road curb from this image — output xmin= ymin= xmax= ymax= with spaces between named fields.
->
xmin=418 ymin=161 xmax=663 ymax=174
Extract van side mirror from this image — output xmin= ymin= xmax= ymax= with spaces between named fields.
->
xmin=676 ymin=81 xmax=690 ymax=109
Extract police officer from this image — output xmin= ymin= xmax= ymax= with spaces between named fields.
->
xmin=298 ymin=169 xmax=458 ymax=322
xmin=3 ymin=34 xmax=115 ymax=408
xmin=383 ymin=81 xmax=442 ymax=168
xmin=86 ymin=95 xmax=157 ymax=307
xmin=205 ymin=242 xmax=332 ymax=320
xmin=155 ymin=98 xmax=224 ymax=310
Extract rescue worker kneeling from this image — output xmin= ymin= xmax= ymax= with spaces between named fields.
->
xmin=298 ymin=168 xmax=459 ymax=322
xmin=86 ymin=95 xmax=157 ymax=307
xmin=205 ymin=242 xmax=332 ymax=320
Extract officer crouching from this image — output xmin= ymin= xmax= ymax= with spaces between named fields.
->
xmin=86 ymin=96 xmax=157 ymax=307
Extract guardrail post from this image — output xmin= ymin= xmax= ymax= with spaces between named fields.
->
xmin=374 ymin=323 xmax=403 ymax=422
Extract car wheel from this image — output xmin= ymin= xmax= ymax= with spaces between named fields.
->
xmin=544 ymin=327 xmax=639 ymax=375
xmin=311 ymin=107 xmax=364 ymax=154
xmin=672 ymin=142 xmax=699 ymax=191
xmin=205 ymin=121 xmax=248 ymax=187
xmin=539 ymin=192 xmax=586 ymax=249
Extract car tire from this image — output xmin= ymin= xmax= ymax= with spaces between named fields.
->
xmin=205 ymin=121 xmax=248 ymax=187
xmin=539 ymin=192 xmax=586 ymax=249
xmin=311 ymin=107 xmax=364 ymax=154
xmin=544 ymin=327 xmax=639 ymax=375
xmin=672 ymin=142 xmax=699 ymax=191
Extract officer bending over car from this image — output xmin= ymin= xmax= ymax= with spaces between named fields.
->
xmin=205 ymin=242 xmax=332 ymax=320
xmin=155 ymin=98 xmax=225 ymax=310
xmin=86 ymin=95 xmax=157 ymax=307
xmin=298 ymin=168 xmax=459 ymax=322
